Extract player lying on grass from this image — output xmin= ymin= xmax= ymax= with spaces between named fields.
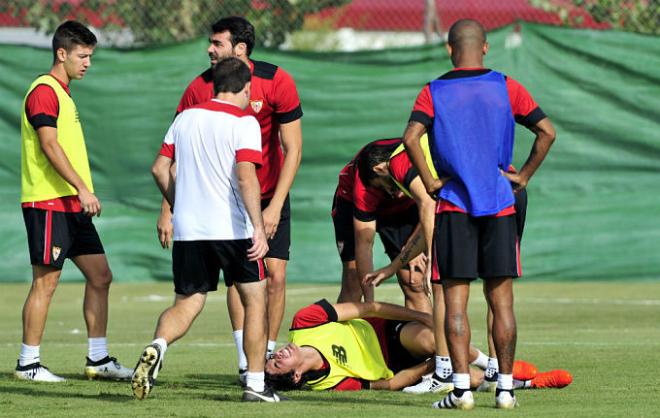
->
xmin=265 ymin=299 xmax=487 ymax=391
xmin=264 ymin=300 xmax=571 ymax=392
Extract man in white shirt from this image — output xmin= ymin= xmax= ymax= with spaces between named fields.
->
xmin=131 ymin=57 xmax=281 ymax=402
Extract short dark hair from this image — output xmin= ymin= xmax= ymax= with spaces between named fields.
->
xmin=52 ymin=20 xmax=97 ymax=61
xmin=265 ymin=368 xmax=327 ymax=391
xmin=213 ymin=57 xmax=251 ymax=95
xmin=357 ymin=140 xmax=398 ymax=187
xmin=211 ymin=16 xmax=255 ymax=56
xmin=447 ymin=19 xmax=486 ymax=50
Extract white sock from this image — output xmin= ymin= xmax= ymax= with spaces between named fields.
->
xmin=233 ymin=330 xmax=248 ymax=370
xmin=88 ymin=337 xmax=109 ymax=362
xmin=513 ymin=379 xmax=531 ymax=389
xmin=497 ymin=373 xmax=513 ymax=391
xmin=246 ymin=371 xmax=265 ymax=392
xmin=435 ymin=356 xmax=452 ymax=379
xmin=19 ymin=344 xmax=40 ymax=367
xmin=470 ymin=350 xmax=489 ymax=370
xmin=452 ymin=373 xmax=470 ymax=390
xmin=485 ymin=357 xmax=499 ymax=380
xmin=266 ymin=340 xmax=276 ymax=357
xmin=152 ymin=337 xmax=168 ymax=356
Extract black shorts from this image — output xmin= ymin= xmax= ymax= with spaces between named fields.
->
xmin=514 ymin=188 xmax=527 ymax=241
xmin=262 ymin=195 xmax=290 ymax=260
xmin=431 ymin=212 xmax=521 ymax=282
xmin=332 ymin=193 xmax=418 ymax=264
xmin=22 ymin=208 xmax=104 ymax=269
xmin=172 ymin=240 xmax=267 ymax=295
xmin=367 ymin=318 xmax=424 ymax=373
xmin=376 ymin=206 xmax=419 ymax=263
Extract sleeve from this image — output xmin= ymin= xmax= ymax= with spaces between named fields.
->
xmin=25 ymin=85 xmax=59 ymax=129
xmin=352 ymin=171 xmax=380 ymax=222
xmin=332 ymin=377 xmax=370 ymax=391
xmin=235 ymin=116 xmax=263 ymax=167
xmin=273 ymin=68 xmax=303 ymax=124
xmin=159 ymin=118 xmax=177 ymax=159
xmin=506 ymin=77 xmax=547 ymax=129
xmin=409 ymin=84 xmax=434 ymax=130
xmin=388 ymin=152 xmax=418 ymax=190
xmin=175 ymin=84 xmax=198 ymax=116
xmin=290 ymin=299 xmax=338 ymax=329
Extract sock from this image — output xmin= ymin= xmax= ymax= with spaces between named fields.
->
xmin=434 ymin=356 xmax=452 ymax=380
xmin=470 ymin=350 xmax=489 ymax=370
xmin=453 ymin=373 xmax=470 ymax=391
xmin=233 ymin=330 xmax=248 ymax=370
xmin=88 ymin=337 xmax=109 ymax=362
xmin=513 ymin=379 xmax=531 ymax=389
xmin=497 ymin=373 xmax=513 ymax=391
xmin=266 ymin=340 xmax=276 ymax=357
xmin=19 ymin=344 xmax=40 ymax=367
xmin=152 ymin=337 xmax=168 ymax=356
xmin=246 ymin=371 xmax=265 ymax=392
xmin=485 ymin=357 xmax=499 ymax=380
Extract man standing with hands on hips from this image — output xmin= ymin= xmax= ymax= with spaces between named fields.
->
xmin=403 ymin=19 xmax=556 ymax=410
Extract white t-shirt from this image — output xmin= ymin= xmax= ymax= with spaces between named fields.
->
xmin=161 ymin=99 xmax=262 ymax=241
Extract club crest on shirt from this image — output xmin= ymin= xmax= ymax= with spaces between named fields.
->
xmin=250 ymin=99 xmax=263 ymax=114
xmin=52 ymin=246 xmax=61 ymax=261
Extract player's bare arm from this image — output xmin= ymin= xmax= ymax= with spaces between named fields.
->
xmin=262 ymin=119 xmax=302 ymax=240
xmin=332 ymin=301 xmax=432 ymax=328
xmin=236 ymin=161 xmax=269 ymax=261
xmin=151 ymin=155 xmax=175 ymax=207
xmin=36 ymin=126 xmax=101 ymax=216
xmin=403 ymin=121 xmax=438 ymax=194
xmin=502 ymin=117 xmax=556 ymax=191
xmin=370 ymin=359 xmax=434 ymax=391
xmin=353 ymin=217 xmax=377 ymax=302
xmin=156 ymin=162 xmax=176 ymax=248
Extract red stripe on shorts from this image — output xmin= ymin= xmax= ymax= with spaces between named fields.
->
xmin=257 ymin=259 xmax=265 ymax=280
xmin=516 ymin=237 xmax=522 ymax=277
xmin=43 ymin=210 xmax=52 ymax=265
xmin=431 ymin=241 xmax=441 ymax=284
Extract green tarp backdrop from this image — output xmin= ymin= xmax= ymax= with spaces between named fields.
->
xmin=1 ymin=23 xmax=658 ymax=283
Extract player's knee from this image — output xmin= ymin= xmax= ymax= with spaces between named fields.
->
xmin=399 ymin=277 xmax=426 ymax=295
xmin=267 ymin=271 xmax=286 ymax=293
xmin=33 ymin=274 xmax=60 ymax=297
xmin=90 ymin=267 xmax=113 ymax=289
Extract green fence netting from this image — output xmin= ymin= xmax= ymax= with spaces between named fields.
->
xmin=1 ymin=23 xmax=658 ymax=283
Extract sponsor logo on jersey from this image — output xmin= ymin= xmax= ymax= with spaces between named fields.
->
xmin=332 ymin=344 xmax=347 ymax=365
xmin=250 ymin=100 xmax=263 ymax=114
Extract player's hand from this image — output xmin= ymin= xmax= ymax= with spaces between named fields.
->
xmin=78 ymin=188 xmax=101 ymax=217
xmin=407 ymin=252 xmax=427 ymax=275
xmin=248 ymin=228 xmax=269 ymax=261
xmin=262 ymin=204 xmax=281 ymax=240
xmin=363 ymin=265 xmax=397 ymax=287
xmin=157 ymin=211 xmax=173 ymax=249
xmin=426 ymin=176 xmax=451 ymax=196
xmin=501 ymin=170 xmax=528 ymax=193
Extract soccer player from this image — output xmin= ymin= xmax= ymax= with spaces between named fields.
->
xmin=157 ymin=16 xmax=303 ymax=378
xmin=333 ymin=138 xmax=432 ymax=314
xmin=16 ymin=20 xmax=132 ymax=382
xmin=402 ymin=19 xmax=556 ymax=409
xmin=132 ymin=58 xmax=281 ymax=402
xmin=265 ymin=299 xmax=485 ymax=391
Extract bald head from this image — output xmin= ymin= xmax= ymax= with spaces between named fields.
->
xmin=448 ymin=19 xmax=487 ymax=52
xmin=446 ymin=19 xmax=488 ymax=67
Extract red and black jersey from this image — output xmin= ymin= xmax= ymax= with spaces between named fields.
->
xmin=173 ymin=60 xmax=303 ymax=198
xmin=410 ymin=68 xmax=544 ymax=217
xmin=410 ymin=68 xmax=546 ymax=131
xmin=22 ymin=74 xmax=80 ymax=213
xmin=335 ymin=139 xmax=415 ymax=222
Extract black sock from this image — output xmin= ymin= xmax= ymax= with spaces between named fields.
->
xmin=453 ymin=388 xmax=468 ymax=397
xmin=496 ymin=388 xmax=514 ymax=397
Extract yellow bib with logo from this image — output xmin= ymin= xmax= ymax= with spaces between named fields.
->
xmin=389 ymin=133 xmax=437 ymax=197
xmin=289 ymin=319 xmax=394 ymax=390
xmin=21 ymin=75 xmax=93 ymax=202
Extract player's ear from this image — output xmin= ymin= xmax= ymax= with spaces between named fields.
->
xmin=373 ymin=162 xmax=389 ymax=176
xmin=234 ymin=41 xmax=247 ymax=57
xmin=293 ymin=369 xmax=303 ymax=383
xmin=56 ymin=47 xmax=67 ymax=63
xmin=445 ymin=43 xmax=452 ymax=57
xmin=483 ymin=41 xmax=489 ymax=56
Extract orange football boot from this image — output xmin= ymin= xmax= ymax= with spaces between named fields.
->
xmin=513 ymin=360 xmax=538 ymax=381
xmin=530 ymin=370 xmax=573 ymax=389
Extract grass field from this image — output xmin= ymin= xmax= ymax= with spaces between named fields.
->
xmin=1 ymin=281 xmax=659 ymax=417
